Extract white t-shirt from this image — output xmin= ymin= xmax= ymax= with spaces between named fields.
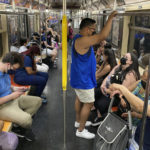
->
xmin=10 ymin=46 xmax=19 ymax=52
xmin=18 ymin=46 xmax=27 ymax=53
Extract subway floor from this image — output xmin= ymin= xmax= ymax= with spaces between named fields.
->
xmin=16 ymin=50 xmax=97 ymax=150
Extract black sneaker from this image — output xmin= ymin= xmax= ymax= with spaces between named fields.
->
xmin=11 ymin=126 xmax=26 ymax=138
xmin=89 ymin=109 xmax=97 ymax=122
xmin=41 ymin=94 xmax=46 ymax=99
xmin=91 ymin=117 xmax=104 ymax=126
xmin=12 ymin=127 xmax=35 ymax=141
xmin=24 ymin=129 xmax=36 ymax=142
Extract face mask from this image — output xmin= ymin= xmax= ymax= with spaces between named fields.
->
xmin=120 ymin=57 xmax=127 ymax=65
xmin=141 ymin=80 xmax=146 ymax=89
xmin=7 ymin=64 xmax=14 ymax=73
xmin=92 ymin=31 xmax=96 ymax=35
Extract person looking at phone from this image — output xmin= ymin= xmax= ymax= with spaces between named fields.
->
xmin=14 ymin=45 xmax=49 ymax=103
xmin=0 ymin=52 xmax=42 ymax=141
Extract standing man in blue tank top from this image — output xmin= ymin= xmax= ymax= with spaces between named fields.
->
xmin=70 ymin=11 xmax=117 ymax=139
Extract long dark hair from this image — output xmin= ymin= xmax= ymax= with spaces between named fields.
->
xmin=22 ymin=45 xmax=40 ymax=70
xmin=115 ymin=53 xmax=140 ymax=82
xmin=104 ymin=49 xmax=117 ymax=70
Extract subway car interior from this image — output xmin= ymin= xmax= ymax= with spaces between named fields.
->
xmin=0 ymin=0 xmax=150 ymax=150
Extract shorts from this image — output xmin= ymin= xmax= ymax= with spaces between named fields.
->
xmin=74 ymin=88 xmax=95 ymax=103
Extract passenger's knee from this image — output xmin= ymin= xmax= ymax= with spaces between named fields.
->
xmin=45 ymin=73 xmax=49 ymax=80
xmin=38 ymin=77 xmax=48 ymax=85
xmin=20 ymin=115 xmax=32 ymax=129
xmin=86 ymin=102 xmax=94 ymax=109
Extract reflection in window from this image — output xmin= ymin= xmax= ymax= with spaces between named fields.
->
xmin=7 ymin=16 xmax=19 ymax=46
xmin=133 ymin=32 xmax=150 ymax=67
xmin=19 ymin=15 xmax=27 ymax=38
xmin=129 ymin=15 xmax=150 ymax=68
xmin=135 ymin=16 xmax=150 ymax=28
xmin=28 ymin=16 xmax=35 ymax=38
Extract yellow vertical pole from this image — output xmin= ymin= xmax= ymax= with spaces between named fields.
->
xmin=62 ymin=0 xmax=67 ymax=149
xmin=62 ymin=15 xmax=67 ymax=91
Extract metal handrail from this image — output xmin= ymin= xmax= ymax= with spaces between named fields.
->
xmin=0 ymin=11 xmax=39 ymax=15
xmin=92 ymin=11 xmax=150 ymax=16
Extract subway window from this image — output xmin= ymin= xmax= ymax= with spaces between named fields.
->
xmin=128 ymin=16 xmax=150 ymax=68
xmin=103 ymin=15 xmax=123 ymax=57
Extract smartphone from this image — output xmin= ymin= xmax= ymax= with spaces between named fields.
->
xmin=21 ymin=89 xmax=29 ymax=92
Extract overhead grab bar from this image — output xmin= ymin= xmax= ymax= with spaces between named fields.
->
xmin=97 ymin=11 xmax=150 ymax=16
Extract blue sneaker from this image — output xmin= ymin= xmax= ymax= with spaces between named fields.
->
xmin=42 ymin=99 xmax=48 ymax=104
xmin=41 ymin=94 xmax=46 ymax=99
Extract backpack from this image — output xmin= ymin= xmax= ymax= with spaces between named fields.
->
xmin=95 ymin=97 xmax=132 ymax=150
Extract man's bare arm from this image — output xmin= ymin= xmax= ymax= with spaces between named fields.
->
xmin=75 ymin=11 xmax=117 ymax=55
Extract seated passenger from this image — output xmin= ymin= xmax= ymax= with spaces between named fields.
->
xmin=96 ymin=49 xmax=117 ymax=82
xmin=18 ymin=38 xmax=28 ymax=53
xmin=93 ymin=53 xmax=140 ymax=125
xmin=41 ymin=28 xmax=58 ymax=62
xmin=28 ymin=33 xmax=49 ymax=72
xmin=0 ymin=52 xmax=42 ymax=141
xmin=0 ymin=120 xmax=18 ymax=150
xmin=92 ymin=49 xmax=117 ymax=126
xmin=121 ymin=66 xmax=150 ymax=126
xmin=30 ymin=32 xmax=40 ymax=45
xmin=109 ymin=82 xmax=150 ymax=150
xmin=130 ymin=66 xmax=149 ymax=101
xmin=10 ymin=41 xmax=19 ymax=52
xmin=14 ymin=46 xmax=49 ymax=101
xmin=95 ymin=40 xmax=106 ymax=67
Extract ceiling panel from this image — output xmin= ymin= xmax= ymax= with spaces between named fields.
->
xmin=49 ymin=0 xmax=82 ymax=9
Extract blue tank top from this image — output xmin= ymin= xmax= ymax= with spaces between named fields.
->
xmin=70 ymin=34 xmax=97 ymax=89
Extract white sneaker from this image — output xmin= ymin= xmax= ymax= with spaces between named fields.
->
xmin=74 ymin=121 xmax=92 ymax=128
xmin=76 ymin=129 xmax=95 ymax=139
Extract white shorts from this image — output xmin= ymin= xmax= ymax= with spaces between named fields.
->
xmin=74 ymin=88 xmax=95 ymax=103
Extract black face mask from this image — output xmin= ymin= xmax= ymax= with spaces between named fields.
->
xmin=120 ymin=57 xmax=127 ymax=65
xmin=141 ymin=80 xmax=146 ymax=89
xmin=92 ymin=31 xmax=96 ymax=35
